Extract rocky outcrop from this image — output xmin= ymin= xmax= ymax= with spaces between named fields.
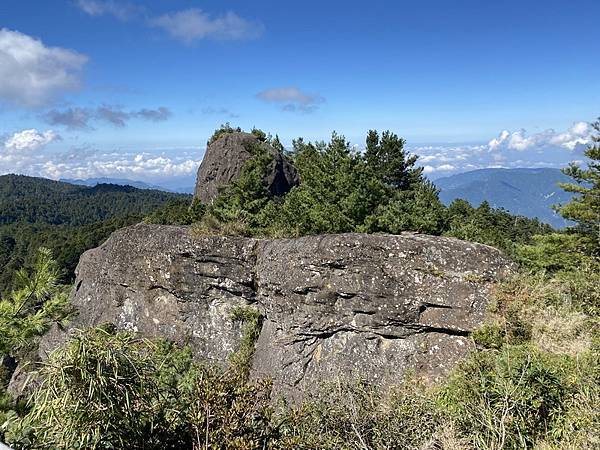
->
xmin=194 ymin=132 xmax=298 ymax=203
xmin=29 ymin=224 xmax=513 ymax=401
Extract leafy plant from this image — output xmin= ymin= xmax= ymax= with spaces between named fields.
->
xmin=277 ymin=379 xmax=443 ymax=450
xmin=6 ymin=327 xmax=276 ymax=450
xmin=440 ymin=345 xmax=576 ymax=449
xmin=228 ymin=306 xmax=263 ymax=379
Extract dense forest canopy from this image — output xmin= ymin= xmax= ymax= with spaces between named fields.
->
xmin=0 ymin=175 xmax=188 ymax=294
xmin=0 ymin=175 xmax=185 ymax=226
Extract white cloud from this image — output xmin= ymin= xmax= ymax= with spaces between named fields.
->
xmin=256 ymin=87 xmax=325 ymax=113
xmin=0 ymin=29 xmax=88 ymax=107
xmin=151 ymin=8 xmax=264 ymax=43
xmin=38 ymin=151 xmax=200 ymax=181
xmin=549 ymin=121 xmax=591 ymax=150
xmin=422 ymin=164 xmax=455 ymax=174
xmin=412 ymin=120 xmax=593 ymax=178
xmin=0 ymin=143 xmax=201 ymax=183
xmin=436 ymin=164 xmax=456 ymax=171
xmin=488 ymin=122 xmax=592 ymax=152
xmin=76 ymin=0 xmax=141 ymax=20
xmin=4 ymin=129 xmax=61 ymax=153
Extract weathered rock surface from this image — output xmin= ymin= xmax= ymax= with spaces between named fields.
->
xmin=194 ymin=132 xmax=298 ymax=203
xmin=31 ymin=224 xmax=513 ymax=401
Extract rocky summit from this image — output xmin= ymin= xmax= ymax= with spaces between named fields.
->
xmin=194 ymin=132 xmax=298 ymax=203
xmin=35 ymin=224 xmax=513 ymax=401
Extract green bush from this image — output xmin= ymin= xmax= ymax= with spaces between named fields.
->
xmin=515 ymin=233 xmax=598 ymax=274
xmin=444 ymin=200 xmax=551 ymax=254
xmin=277 ymin=379 xmax=443 ymax=450
xmin=228 ymin=306 xmax=262 ymax=379
xmin=440 ymin=345 xmax=578 ymax=449
xmin=144 ymin=198 xmax=205 ymax=225
xmin=0 ymin=248 xmax=70 ymax=357
xmin=5 ymin=327 xmax=276 ymax=450
xmin=207 ymin=123 xmax=242 ymax=145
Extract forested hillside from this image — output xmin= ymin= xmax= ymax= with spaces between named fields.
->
xmin=0 ymin=175 xmax=188 ymax=294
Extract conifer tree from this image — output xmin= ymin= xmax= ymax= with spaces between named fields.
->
xmin=0 ymin=248 xmax=69 ymax=356
xmin=558 ymin=118 xmax=600 ymax=248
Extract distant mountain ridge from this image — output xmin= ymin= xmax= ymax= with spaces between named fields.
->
xmin=61 ymin=177 xmax=173 ymax=192
xmin=434 ymin=168 xmax=574 ymax=228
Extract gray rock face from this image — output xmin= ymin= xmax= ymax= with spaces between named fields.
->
xmin=194 ymin=132 xmax=298 ymax=204
xmin=33 ymin=224 xmax=513 ymax=401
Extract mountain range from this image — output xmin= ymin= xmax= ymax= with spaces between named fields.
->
xmin=61 ymin=177 xmax=195 ymax=194
xmin=61 ymin=168 xmax=576 ymax=228
xmin=434 ymin=168 xmax=574 ymax=228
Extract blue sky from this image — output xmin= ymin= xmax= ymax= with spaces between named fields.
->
xmin=0 ymin=0 xmax=598 ymax=187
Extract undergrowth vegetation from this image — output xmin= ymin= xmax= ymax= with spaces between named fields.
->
xmin=1 ymin=121 xmax=599 ymax=448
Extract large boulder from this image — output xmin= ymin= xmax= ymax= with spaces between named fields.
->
xmin=25 ymin=224 xmax=513 ymax=402
xmin=194 ymin=132 xmax=298 ymax=204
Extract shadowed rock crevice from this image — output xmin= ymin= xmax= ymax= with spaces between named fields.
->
xmin=30 ymin=224 xmax=513 ymax=402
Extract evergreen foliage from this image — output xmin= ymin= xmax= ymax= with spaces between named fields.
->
xmin=558 ymin=118 xmax=600 ymax=249
xmin=207 ymin=123 xmax=242 ymax=146
xmin=144 ymin=198 xmax=206 ymax=225
xmin=0 ymin=175 xmax=187 ymax=295
xmin=445 ymin=199 xmax=553 ymax=253
xmin=0 ymin=248 xmax=70 ymax=357
xmin=188 ymin=128 xmax=552 ymax=251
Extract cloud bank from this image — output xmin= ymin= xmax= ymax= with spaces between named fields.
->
xmin=413 ymin=121 xmax=593 ymax=177
xmin=488 ymin=122 xmax=591 ymax=152
xmin=40 ymin=151 xmax=200 ymax=181
xmin=0 ymin=130 xmax=200 ymax=182
xmin=0 ymin=28 xmax=88 ymax=107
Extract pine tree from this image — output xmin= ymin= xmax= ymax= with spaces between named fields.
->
xmin=0 ymin=248 xmax=69 ymax=356
xmin=558 ymin=118 xmax=600 ymax=248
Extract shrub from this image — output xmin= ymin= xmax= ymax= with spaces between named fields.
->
xmin=0 ymin=247 xmax=70 ymax=357
xmin=228 ymin=306 xmax=262 ymax=379
xmin=191 ymin=214 xmax=251 ymax=237
xmin=144 ymin=198 xmax=205 ymax=226
xmin=6 ymin=327 xmax=276 ymax=450
xmin=207 ymin=123 xmax=241 ymax=145
xmin=515 ymin=233 xmax=598 ymax=274
xmin=277 ymin=379 xmax=442 ymax=449
xmin=440 ymin=345 xmax=577 ymax=449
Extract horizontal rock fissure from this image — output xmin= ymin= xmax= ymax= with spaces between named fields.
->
xmin=405 ymin=323 xmax=471 ymax=337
